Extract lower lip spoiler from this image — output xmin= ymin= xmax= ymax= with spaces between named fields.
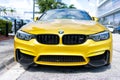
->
xmin=16 ymin=49 xmax=34 ymax=66
xmin=15 ymin=49 xmax=110 ymax=67
xmin=87 ymin=51 xmax=110 ymax=67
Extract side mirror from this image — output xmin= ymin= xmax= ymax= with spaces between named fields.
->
xmin=92 ymin=17 xmax=99 ymax=22
xmin=34 ymin=17 xmax=39 ymax=21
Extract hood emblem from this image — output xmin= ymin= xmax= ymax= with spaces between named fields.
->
xmin=58 ymin=30 xmax=64 ymax=34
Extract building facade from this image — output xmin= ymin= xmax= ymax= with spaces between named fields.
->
xmin=97 ymin=0 xmax=120 ymax=26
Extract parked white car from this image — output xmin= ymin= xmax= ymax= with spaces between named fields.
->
xmin=105 ymin=25 xmax=114 ymax=32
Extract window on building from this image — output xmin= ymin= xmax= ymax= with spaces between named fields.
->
xmin=114 ymin=12 xmax=120 ymax=26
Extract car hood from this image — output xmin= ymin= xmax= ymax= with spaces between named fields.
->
xmin=20 ymin=19 xmax=107 ymax=35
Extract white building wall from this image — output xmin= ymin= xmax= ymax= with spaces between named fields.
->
xmin=97 ymin=0 xmax=120 ymax=26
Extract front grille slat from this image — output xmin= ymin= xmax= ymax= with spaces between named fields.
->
xmin=37 ymin=34 xmax=59 ymax=44
xmin=62 ymin=34 xmax=87 ymax=45
xmin=37 ymin=55 xmax=85 ymax=62
xmin=36 ymin=34 xmax=87 ymax=45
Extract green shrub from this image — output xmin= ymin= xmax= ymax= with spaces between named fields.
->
xmin=0 ymin=19 xmax=12 ymax=35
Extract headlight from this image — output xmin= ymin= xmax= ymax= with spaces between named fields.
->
xmin=16 ymin=30 xmax=35 ymax=41
xmin=89 ymin=31 xmax=110 ymax=41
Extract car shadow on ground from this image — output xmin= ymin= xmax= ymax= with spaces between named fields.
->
xmin=26 ymin=64 xmax=111 ymax=73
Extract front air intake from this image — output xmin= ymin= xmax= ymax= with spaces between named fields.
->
xmin=37 ymin=55 xmax=85 ymax=62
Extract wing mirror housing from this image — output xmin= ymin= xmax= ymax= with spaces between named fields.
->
xmin=34 ymin=17 xmax=39 ymax=21
xmin=92 ymin=17 xmax=99 ymax=22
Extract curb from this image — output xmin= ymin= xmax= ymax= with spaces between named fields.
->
xmin=0 ymin=57 xmax=14 ymax=71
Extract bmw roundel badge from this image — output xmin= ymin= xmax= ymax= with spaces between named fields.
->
xmin=58 ymin=30 xmax=64 ymax=34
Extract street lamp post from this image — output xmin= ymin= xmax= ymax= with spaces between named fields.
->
xmin=33 ymin=0 xmax=35 ymax=20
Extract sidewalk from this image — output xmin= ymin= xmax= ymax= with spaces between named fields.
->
xmin=0 ymin=39 xmax=14 ymax=71
xmin=112 ymin=34 xmax=120 ymax=52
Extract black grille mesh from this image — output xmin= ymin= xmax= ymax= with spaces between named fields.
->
xmin=37 ymin=55 xmax=85 ymax=62
xmin=36 ymin=34 xmax=87 ymax=45
xmin=37 ymin=34 xmax=59 ymax=44
xmin=62 ymin=34 xmax=87 ymax=44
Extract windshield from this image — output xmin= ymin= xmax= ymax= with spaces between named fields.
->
xmin=40 ymin=9 xmax=92 ymax=21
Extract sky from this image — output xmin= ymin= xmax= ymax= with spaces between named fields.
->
xmin=0 ymin=0 xmax=97 ymax=18
xmin=0 ymin=0 xmax=33 ymax=18
xmin=0 ymin=0 xmax=33 ymax=12
xmin=63 ymin=0 xmax=97 ymax=16
xmin=0 ymin=0 xmax=32 ymax=9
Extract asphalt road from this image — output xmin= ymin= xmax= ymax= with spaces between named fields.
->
xmin=1 ymin=34 xmax=120 ymax=80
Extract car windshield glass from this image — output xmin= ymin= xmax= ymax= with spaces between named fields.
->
xmin=40 ymin=9 xmax=92 ymax=21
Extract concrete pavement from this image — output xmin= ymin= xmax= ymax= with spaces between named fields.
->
xmin=0 ymin=39 xmax=14 ymax=71
xmin=113 ymin=34 xmax=120 ymax=52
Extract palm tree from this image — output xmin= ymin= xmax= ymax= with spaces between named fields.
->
xmin=3 ymin=8 xmax=7 ymax=15
xmin=37 ymin=0 xmax=55 ymax=13
xmin=10 ymin=8 xmax=16 ymax=16
xmin=36 ymin=0 xmax=76 ymax=13
xmin=68 ymin=4 xmax=76 ymax=9
xmin=54 ymin=2 xmax=67 ymax=8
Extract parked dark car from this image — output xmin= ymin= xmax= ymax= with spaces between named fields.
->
xmin=23 ymin=19 xmax=32 ymax=24
xmin=113 ymin=26 xmax=120 ymax=34
xmin=0 ymin=16 xmax=10 ymax=21
xmin=12 ymin=18 xmax=32 ymax=33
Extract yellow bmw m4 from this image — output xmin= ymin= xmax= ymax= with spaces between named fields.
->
xmin=14 ymin=9 xmax=112 ymax=67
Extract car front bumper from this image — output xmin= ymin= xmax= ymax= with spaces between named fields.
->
xmin=14 ymin=36 xmax=112 ymax=66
